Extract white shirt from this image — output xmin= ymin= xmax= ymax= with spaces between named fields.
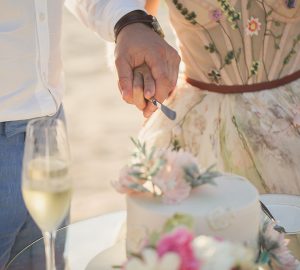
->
xmin=0 ymin=0 xmax=146 ymax=122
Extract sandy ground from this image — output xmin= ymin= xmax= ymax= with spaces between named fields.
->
xmin=61 ymin=6 xmax=176 ymax=222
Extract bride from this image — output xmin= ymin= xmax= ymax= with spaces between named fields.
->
xmin=136 ymin=0 xmax=300 ymax=257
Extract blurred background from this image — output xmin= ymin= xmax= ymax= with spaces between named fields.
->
xmin=61 ymin=3 xmax=177 ymax=222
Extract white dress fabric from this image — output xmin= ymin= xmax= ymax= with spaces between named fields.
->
xmin=140 ymin=0 xmax=300 ymax=196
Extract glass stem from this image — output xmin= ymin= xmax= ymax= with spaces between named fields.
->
xmin=43 ymin=231 xmax=56 ymax=270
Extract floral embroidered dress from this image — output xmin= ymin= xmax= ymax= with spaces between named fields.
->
xmin=139 ymin=0 xmax=300 ymax=196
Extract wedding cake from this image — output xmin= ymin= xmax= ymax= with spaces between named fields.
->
xmin=126 ymin=174 xmax=260 ymax=253
xmin=106 ymin=141 xmax=299 ymax=270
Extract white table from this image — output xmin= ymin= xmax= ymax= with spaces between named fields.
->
xmin=6 ymin=211 xmax=126 ymax=270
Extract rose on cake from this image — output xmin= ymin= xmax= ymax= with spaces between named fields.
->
xmin=113 ymin=139 xmax=219 ymax=204
xmin=121 ymin=215 xmax=299 ymax=270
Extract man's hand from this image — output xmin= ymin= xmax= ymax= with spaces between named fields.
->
xmin=115 ymin=23 xmax=180 ymax=118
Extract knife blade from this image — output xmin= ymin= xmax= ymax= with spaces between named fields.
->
xmin=149 ymin=98 xmax=176 ymax=120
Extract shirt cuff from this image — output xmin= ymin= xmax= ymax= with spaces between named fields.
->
xmin=96 ymin=0 xmax=146 ymax=42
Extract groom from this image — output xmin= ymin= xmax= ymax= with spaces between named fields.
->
xmin=0 ymin=0 xmax=180 ymax=268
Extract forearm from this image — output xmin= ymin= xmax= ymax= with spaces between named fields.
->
xmin=65 ymin=0 xmax=146 ymax=41
xmin=145 ymin=0 xmax=160 ymax=15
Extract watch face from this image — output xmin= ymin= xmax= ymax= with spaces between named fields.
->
xmin=152 ymin=18 xmax=165 ymax=38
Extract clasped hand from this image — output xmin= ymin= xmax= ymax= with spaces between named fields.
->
xmin=115 ymin=23 xmax=180 ymax=118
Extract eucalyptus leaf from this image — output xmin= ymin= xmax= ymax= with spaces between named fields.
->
xmin=258 ymin=251 xmax=270 ymax=265
xmin=163 ymin=213 xmax=194 ymax=233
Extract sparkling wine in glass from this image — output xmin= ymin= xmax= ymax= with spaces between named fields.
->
xmin=22 ymin=118 xmax=71 ymax=270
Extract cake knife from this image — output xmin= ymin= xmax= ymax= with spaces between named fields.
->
xmin=260 ymin=201 xmax=286 ymax=233
xmin=148 ymin=97 xmax=177 ymax=120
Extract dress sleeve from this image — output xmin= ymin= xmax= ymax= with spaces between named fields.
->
xmin=64 ymin=0 xmax=146 ymax=42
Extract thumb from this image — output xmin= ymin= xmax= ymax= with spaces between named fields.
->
xmin=115 ymin=58 xmax=134 ymax=104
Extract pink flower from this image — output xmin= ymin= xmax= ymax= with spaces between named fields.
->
xmin=210 ymin=9 xmax=223 ymax=22
xmin=262 ymin=222 xmax=299 ymax=270
xmin=245 ymin=17 xmax=261 ymax=36
xmin=152 ymin=150 xmax=198 ymax=203
xmin=157 ymin=228 xmax=200 ymax=270
xmin=113 ymin=166 xmax=143 ymax=194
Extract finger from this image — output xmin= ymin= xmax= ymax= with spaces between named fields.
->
xmin=142 ymin=71 xmax=157 ymax=118
xmin=146 ymin=56 xmax=171 ymax=101
xmin=143 ymin=68 xmax=155 ymax=100
xmin=168 ymin=52 xmax=181 ymax=96
xmin=115 ymin=57 xmax=133 ymax=104
xmin=143 ymin=102 xmax=157 ymax=118
xmin=133 ymin=70 xmax=147 ymax=110
xmin=141 ymin=59 xmax=168 ymax=118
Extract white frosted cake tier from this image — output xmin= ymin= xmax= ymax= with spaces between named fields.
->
xmin=126 ymin=174 xmax=260 ymax=253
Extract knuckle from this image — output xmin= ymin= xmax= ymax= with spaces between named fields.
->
xmin=133 ymin=86 xmax=143 ymax=93
xmin=118 ymin=79 xmax=130 ymax=90
xmin=158 ymin=70 xmax=169 ymax=81
xmin=137 ymin=102 xmax=146 ymax=111
xmin=122 ymin=96 xmax=131 ymax=104
xmin=115 ymin=57 xmax=122 ymax=67
xmin=144 ymin=76 xmax=154 ymax=85
xmin=157 ymin=47 xmax=167 ymax=58
xmin=121 ymin=90 xmax=132 ymax=104
xmin=170 ymin=80 xmax=177 ymax=90
xmin=175 ymin=53 xmax=181 ymax=64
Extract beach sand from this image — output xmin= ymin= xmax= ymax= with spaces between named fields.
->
xmin=62 ymin=6 xmax=176 ymax=222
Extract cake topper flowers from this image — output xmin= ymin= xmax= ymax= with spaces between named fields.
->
xmin=119 ymin=215 xmax=299 ymax=270
xmin=113 ymin=139 xmax=219 ymax=204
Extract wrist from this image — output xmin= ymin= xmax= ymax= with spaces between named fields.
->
xmin=114 ymin=10 xmax=164 ymax=42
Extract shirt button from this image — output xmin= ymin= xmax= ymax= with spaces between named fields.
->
xmin=39 ymin=12 xmax=46 ymax=22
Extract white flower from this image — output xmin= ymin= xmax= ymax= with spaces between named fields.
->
xmin=124 ymin=249 xmax=180 ymax=270
xmin=245 ymin=17 xmax=262 ymax=36
xmin=193 ymin=236 xmax=256 ymax=270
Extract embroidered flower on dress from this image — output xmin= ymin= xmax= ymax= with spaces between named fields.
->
xmin=210 ymin=9 xmax=223 ymax=22
xmin=245 ymin=17 xmax=262 ymax=36
xmin=286 ymin=0 xmax=296 ymax=8
xmin=250 ymin=61 xmax=260 ymax=76
xmin=208 ymin=69 xmax=222 ymax=84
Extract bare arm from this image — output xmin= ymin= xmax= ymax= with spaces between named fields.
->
xmin=145 ymin=0 xmax=160 ymax=15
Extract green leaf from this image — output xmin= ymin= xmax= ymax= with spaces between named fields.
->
xmin=274 ymin=21 xmax=281 ymax=27
xmin=258 ymin=251 xmax=270 ymax=264
xmin=148 ymin=231 xmax=161 ymax=246
xmin=128 ymin=183 xmax=149 ymax=192
xmin=266 ymin=10 xmax=273 ymax=17
xmin=176 ymin=3 xmax=183 ymax=10
xmin=181 ymin=8 xmax=188 ymax=15
xmin=163 ymin=214 xmax=194 ymax=233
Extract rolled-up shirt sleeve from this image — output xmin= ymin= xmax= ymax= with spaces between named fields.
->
xmin=65 ymin=0 xmax=146 ymax=42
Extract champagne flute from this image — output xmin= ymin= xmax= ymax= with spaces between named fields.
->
xmin=22 ymin=118 xmax=72 ymax=270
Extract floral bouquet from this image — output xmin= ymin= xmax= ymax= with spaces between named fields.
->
xmin=119 ymin=214 xmax=299 ymax=270
xmin=113 ymin=139 xmax=219 ymax=204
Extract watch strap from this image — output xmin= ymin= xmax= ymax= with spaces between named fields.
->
xmin=114 ymin=10 xmax=164 ymax=42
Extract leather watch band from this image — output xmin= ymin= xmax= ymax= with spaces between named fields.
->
xmin=114 ymin=10 xmax=164 ymax=42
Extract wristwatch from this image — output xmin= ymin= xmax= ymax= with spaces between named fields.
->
xmin=114 ymin=10 xmax=165 ymax=42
